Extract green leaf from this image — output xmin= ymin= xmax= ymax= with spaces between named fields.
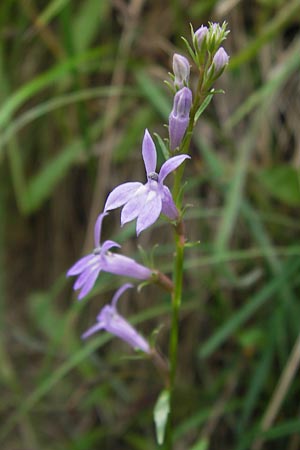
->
xmin=189 ymin=438 xmax=209 ymax=450
xmin=194 ymin=92 xmax=214 ymax=123
xmin=257 ymin=165 xmax=300 ymax=206
xmin=154 ymin=132 xmax=170 ymax=161
xmin=153 ymin=389 xmax=170 ymax=445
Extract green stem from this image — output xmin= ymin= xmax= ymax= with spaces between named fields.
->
xmin=165 ymin=62 xmax=211 ymax=448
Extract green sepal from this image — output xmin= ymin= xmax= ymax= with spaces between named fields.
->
xmin=181 ymin=36 xmax=197 ymax=64
xmin=184 ymin=240 xmax=201 ymax=248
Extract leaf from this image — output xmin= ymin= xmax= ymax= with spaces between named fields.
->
xmin=194 ymin=92 xmax=214 ymax=123
xmin=154 ymin=132 xmax=170 ymax=161
xmin=257 ymin=165 xmax=300 ymax=206
xmin=153 ymin=389 xmax=170 ymax=445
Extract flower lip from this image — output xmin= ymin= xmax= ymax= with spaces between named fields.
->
xmin=148 ymin=171 xmax=159 ymax=181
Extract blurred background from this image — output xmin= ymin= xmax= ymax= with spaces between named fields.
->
xmin=1 ymin=0 xmax=300 ymax=449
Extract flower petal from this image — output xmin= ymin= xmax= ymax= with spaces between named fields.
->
xmin=136 ymin=190 xmax=162 ymax=235
xmin=158 ymin=154 xmax=191 ymax=183
xmin=78 ymin=266 xmax=102 ymax=300
xmin=104 ymin=182 xmax=142 ymax=212
xmin=102 ymin=253 xmax=152 ymax=280
xmin=105 ymin=311 xmax=150 ymax=353
xmin=73 ymin=264 xmax=98 ymax=290
xmin=142 ymin=129 xmax=157 ymax=175
xmin=101 ymin=240 xmax=121 ymax=254
xmin=94 ymin=212 xmax=108 ymax=247
xmin=111 ymin=283 xmax=134 ymax=308
xmin=67 ymin=254 xmax=96 ymax=276
xmin=161 ymin=185 xmax=179 ymax=220
xmin=121 ymin=186 xmax=148 ymax=225
xmin=82 ymin=322 xmax=104 ymax=339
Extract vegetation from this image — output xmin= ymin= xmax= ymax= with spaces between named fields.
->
xmin=1 ymin=1 xmax=300 ymax=449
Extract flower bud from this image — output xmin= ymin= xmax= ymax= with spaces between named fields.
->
xmin=169 ymin=87 xmax=192 ymax=151
xmin=172 ymin=54 xmax=190 ymax=89
xmin=206 ymin=21 xmax=229 ymax=53
xmin=207 ymin=47 xmax=229 ymax=80
xmin=194 ymin=25 xmax=208 ymax=51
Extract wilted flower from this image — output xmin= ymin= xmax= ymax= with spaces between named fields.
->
xmin=67 ymin=213 xmax=152 ymax=300
xmin=169 ymin=87 xmax=192 ymax=151
xmin=104 ymin=130 xmax=190 ymax=235
xmin=82 ymin=283 xmax=150 ymax=353
xmin=173 ymin=53 xmax=190 ymax=89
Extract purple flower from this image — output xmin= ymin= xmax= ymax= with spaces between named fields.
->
xmin=67 ymin=213 xmax=152 ymax=300
xmin=172 ymin=53 xmax=190 ymax=89
xmin=104 ymin=130 xmax=190 ymax=235
xmin=82 ymin=283 xmax=150 ymax=353
xmin=169 ymin=87 xmax=192 ymax=151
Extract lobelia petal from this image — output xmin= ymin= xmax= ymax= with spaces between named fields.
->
xmin=142 ymin=129 xmax=157 ymax=175
xmin=161 ymin=185 xmax=179 ymax=220
xmin=100 ymin=240 xmax=121 ymax=254
xmin=67 ymin=254 xmax=96 ymax=276
xmin=94 ymin=212 xmax=108 ymax=248
xmin=78 ymin=266 xmax=102 ymax=300
xmin=73 ymin=262 xmax=99 ymax=290
xmin=136 ymin=189 xmax=162 ymax=235
xmin=82 ymin=322 xmax=104 ymax=339
xmin=111 ymin=283 xmax=133 ymax=308
xmin=121 ymin=186 xmax=148 ymax=225
xmin=106 ymin=313 xmax=150 ymax=353
xmin=104 ymin=182 xmax=142 ymax=211
xmin=102 ymin=253 xmax=152 ymax=280
xmin=158 ymin=154 xmax=191 ymax=183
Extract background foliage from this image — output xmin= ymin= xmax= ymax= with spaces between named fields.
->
xmin=1 ymin=1 xmax=300 ymax=449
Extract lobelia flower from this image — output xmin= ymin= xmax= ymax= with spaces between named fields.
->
xmin=169 ymin=87 xmax=192 ymax=151
xmin=82 ymin=283 xmax=150 ymax=354
xmin=172 ymin=53 xmax=190 ymax=89
xmin=104 ymin=130 xmax=190 ymax=235
xmin=67 ymin=213 xmax=152 ymax=300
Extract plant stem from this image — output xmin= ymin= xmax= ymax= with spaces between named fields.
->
xmin=165 ymin=65 xmax=207 ymax=448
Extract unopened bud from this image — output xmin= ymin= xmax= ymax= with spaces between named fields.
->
xmin=194 ymin=25 xmax=208 ymax=50
xmin=169 ymin=87 xmax=192 ymax=150
xmin=172 ymin=54 xmax=190 ymax=89
xmin=208 ymin=47 xmax=229 ymax=79
xmin=206 ymin=21 xmax=229 ymax=53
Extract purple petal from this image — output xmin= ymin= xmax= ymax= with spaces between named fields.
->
xmin=136 ymin=190 xmax=162 ymax=235
xmin=94 ymin=212 xmax=108 ymax=248
xmin=101 ymin=240 xmax=121 ymax=254
xmin=78 ymin=266 xmax=102 ymax=300
xmin=111 ymin=283 xmax=133 ymax=308
xmin=67 ymin=254 xmax=95 ymax=276
xmin=74 ymin=263 xmax=98 ymax=290
xmin=102 ymin=253 xmax=152 ymax=280
xmin=142 ymin=129 xmax=157 ymax=175
xmin=105 ymin=312 xmax=150 ymax=353
xmin=121 ymin=186 xmax=148 ymax=225
xmin=158 ymin=154 xmax=191 ymax=183
xmin=104 ymin=182 xmax=142 ymax=211
xmin=82 ymin=322 xmax=104 ymax=339
xmin=161 ymin=185 xmax=179 ymax=220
